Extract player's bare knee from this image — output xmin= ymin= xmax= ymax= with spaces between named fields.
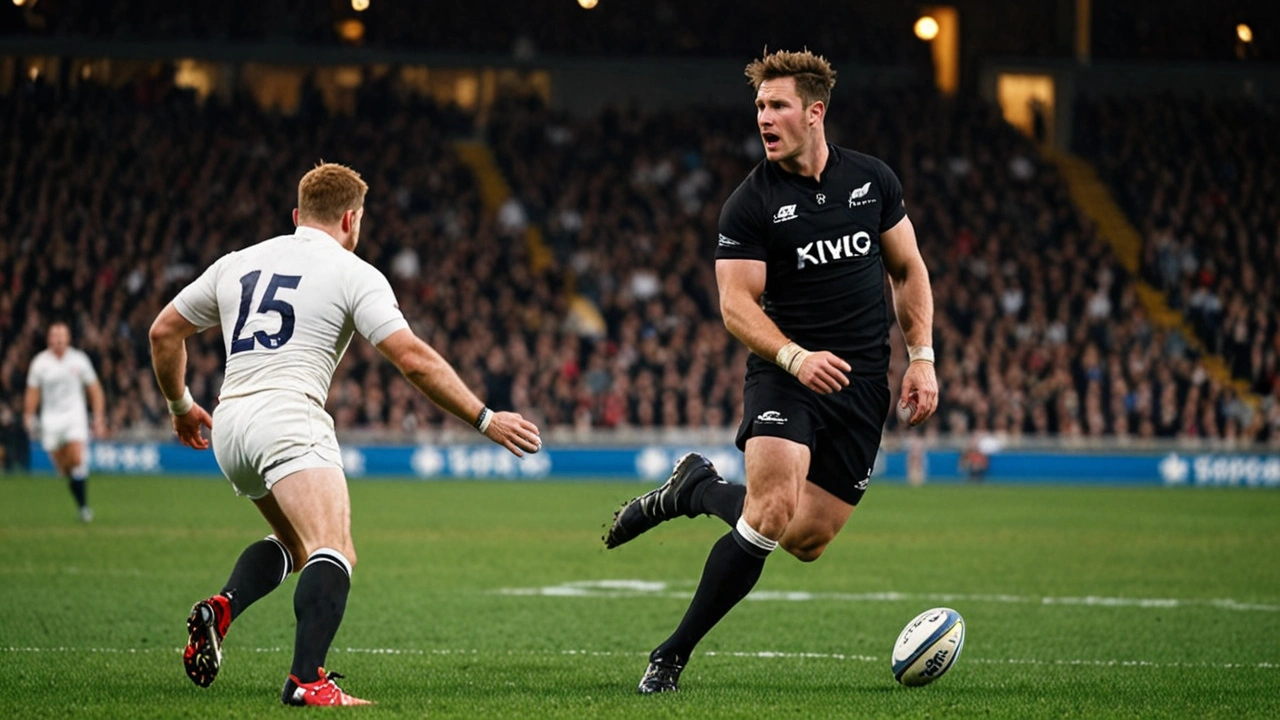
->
xmin=743 ymin=495 xmax=797 ymax=539
xmin=784 ymin=540 xmax=829 ymax=563
xmin=781 ymin=524 xmax=839 ymax=562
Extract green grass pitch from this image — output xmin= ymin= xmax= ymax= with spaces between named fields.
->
xmin=2 ymin=474 xmax=1278 ymax=718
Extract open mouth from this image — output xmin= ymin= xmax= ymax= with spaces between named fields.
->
xmin=762 ymin=132 xmax=781 ymax=151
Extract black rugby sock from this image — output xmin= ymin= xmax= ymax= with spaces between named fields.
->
xmin=221 ymin=536 xmax=293 ymax=620
xmin=652 ymin=529 xmax=768 ymax=663
xmin=691 ymin=480 xmax=745 ymax=527
xmin=67 ymin=473 xmax=87 ymax=509
xmin=289 ymin=549 xmax=352 ymax=684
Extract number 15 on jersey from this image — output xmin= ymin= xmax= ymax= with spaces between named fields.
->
xmin=230 ymin=271 xmax=302 ymax=354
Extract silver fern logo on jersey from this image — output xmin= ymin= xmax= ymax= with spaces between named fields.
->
xmin=848 ymin=181 xmax=877 ymax=207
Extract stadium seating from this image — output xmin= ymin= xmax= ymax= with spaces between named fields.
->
xmin=1076 ymin=94 xmax=1279 ymax=441
xmin=486 ymin=90 xmax=1275 ymax=441
xmin=1 ymin=73 xmax=1274 ymax=442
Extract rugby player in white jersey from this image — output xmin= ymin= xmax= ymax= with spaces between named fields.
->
xmin=149 ymin=162 xmax=542 ymax=707
xmin=24 ymin=321 xmax=107 ymax=523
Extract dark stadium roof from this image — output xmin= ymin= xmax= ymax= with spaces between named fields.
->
xmin=1 ymin=0 xmax=1276 ymax=64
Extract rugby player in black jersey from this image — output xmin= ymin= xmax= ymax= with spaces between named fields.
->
xmin=604 ymin=49 xmax=939 ymax=693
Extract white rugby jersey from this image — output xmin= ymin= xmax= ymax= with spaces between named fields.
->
xmin=173 ymin=226 xmax=409 ymax=404
xmin=27 ymin=348 xmax=98 ymax=421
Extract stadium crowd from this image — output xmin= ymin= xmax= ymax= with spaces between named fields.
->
xmin=0 ymin=75 xmax=497 ymax=437
xmin=1076 ymin=93 xmax=1280 ymax=439
xmin=2 ymin=71 xmax=1276 ymax=445
xmin=487 ymin=89 xmax=1276 ymax=443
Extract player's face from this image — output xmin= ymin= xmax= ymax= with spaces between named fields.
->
xmin=755 ymin=77 xmax=817 ymax=164
xmin=48 ymin=325 xmax=70 ymax=355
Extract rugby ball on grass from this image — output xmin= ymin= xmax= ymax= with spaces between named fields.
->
xmin=892 ymin=607 xmax=965 ymax=686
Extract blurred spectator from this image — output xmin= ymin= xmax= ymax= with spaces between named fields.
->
xmin=0 ymin=403 xmax=31 ymax=472
xmin=959 ymin=437 xmax=991 ymax=482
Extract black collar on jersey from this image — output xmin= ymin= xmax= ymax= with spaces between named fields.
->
xmin=769 ymin=143 xmax=843 ymax=189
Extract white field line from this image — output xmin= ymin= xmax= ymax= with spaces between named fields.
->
xmin=1 ymin=645 xmax=1276 ymax=670
xmin=495 ymin=583 xmax=1280 ymax=613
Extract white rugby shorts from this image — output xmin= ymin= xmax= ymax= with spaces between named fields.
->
xmin=40 ymin=413 xmax=90 ymax=452
xmin=211 ymin=390 xmax=343 ymax=499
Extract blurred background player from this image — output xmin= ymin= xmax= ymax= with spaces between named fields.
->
xmin=23 ymin=321 xmax=107 ymax=522
xmin=149 ymin=162 xmax=542 ymax=706
xmin=604 ymin=49 xmax=938 ymax=692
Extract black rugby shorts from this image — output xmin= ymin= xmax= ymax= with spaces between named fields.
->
xmin=735 ymin=362 xmax=890 ymax=505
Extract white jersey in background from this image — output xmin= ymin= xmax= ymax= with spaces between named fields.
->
xmin=27 ymin=348 xmax=98 ymax=423
xmin=172 ymin=226 xmax=409 ymax=404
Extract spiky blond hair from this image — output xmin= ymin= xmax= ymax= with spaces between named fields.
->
xmin=744 ymin=49 xmax=837 ymax=107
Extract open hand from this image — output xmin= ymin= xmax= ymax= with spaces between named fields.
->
xmin=483 ymin=411 xmax=543 ymax=457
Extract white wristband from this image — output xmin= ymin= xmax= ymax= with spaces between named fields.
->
xmin=908 ymin=345 xmax=935 ymax=364
xmin=474 ymin=407 xmax=493 ymax=434
xmin=168 ymin=387 xmax=194 ymax=416
xmin=775 ymin=341 xmax=812 ymax=377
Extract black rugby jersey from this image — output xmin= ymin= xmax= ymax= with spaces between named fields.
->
xmin=715 ymin=144 xmax=907 ymax=376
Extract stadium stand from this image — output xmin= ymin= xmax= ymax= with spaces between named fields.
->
xmin=1075 ymin=94 xmax=1279 ymax=442
xmin=1 ymin=70 xmax=1274 ymax=442
xmin=0 ymin=76 xmax=500 ymax=435
xmin=485 ymin=89 xmax=1274 ymax=442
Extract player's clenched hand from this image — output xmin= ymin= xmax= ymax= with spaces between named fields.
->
xmin=172 ymin=404 xmax=213 ymax=450
xmin=796 ymin=351 xmax=851 ymax=395
xmin=900 ymin=361 xmax=939 ymax=426
xmin=483 ymin=411 xmax=543 ymax=457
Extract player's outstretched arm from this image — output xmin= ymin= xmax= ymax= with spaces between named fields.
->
xmin=716 ymin=258 xmax=850 ymax=394
xmin=881 ymin=215 xmax=938 ymax=426
xmin=376 ymin=328 xmax=541 ymax=456
xmin=148 ymin=303 xmax=213 ymax=449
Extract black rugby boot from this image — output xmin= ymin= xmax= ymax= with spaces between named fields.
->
xmin=637 ymin=654 xmax=685 ymax=694
xmin=604 ymin=453 xmax=720 ymax=549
